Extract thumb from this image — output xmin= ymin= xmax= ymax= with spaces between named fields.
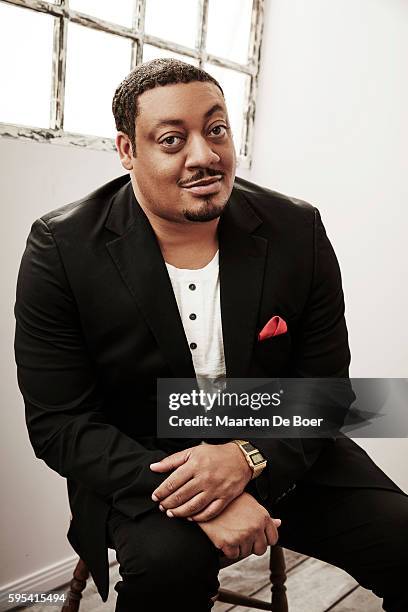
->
xmin=150 ymin=449 xmax=191 ymax=472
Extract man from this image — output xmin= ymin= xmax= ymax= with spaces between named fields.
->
xmin=15 ymin=60 xmax=408 ymax=611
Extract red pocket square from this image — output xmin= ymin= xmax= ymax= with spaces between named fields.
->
xmin=258 ymin=316 xmax=288 ymax=341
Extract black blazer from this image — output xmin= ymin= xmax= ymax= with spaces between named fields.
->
xmin=14 ymin=174 xmax=401 ymax=600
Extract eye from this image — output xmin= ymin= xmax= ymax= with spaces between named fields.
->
xmin=159 ymin=135 xmax=184 ymax=148
xmin=209 ymin=124 xmax=228 ymax=138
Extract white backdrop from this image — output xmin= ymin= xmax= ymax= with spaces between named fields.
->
xmin=239 ymin=0 xmax=408 ymax=495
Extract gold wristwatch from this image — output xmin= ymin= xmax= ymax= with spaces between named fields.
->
xmin=232 ymin=439 xmax=267 ymax=480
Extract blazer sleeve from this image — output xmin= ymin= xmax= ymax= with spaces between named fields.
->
xmin=249 ymin=208 xmax=355 ymax=503
xmin=14 ymin=218 xmax=168 ymax=520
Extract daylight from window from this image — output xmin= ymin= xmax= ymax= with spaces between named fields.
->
xmin=0 ymin=0 xmax=262 ymax=163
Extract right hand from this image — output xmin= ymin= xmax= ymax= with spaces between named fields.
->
xmin=195 ymin=491 xmax=281 ymax=560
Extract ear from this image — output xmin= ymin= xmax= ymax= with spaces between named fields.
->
xmin=115 ymin=132 xmax=134 ymax=170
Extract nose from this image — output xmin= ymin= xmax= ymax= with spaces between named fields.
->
xmin=185 ymin=134 xmax=220 ymax=169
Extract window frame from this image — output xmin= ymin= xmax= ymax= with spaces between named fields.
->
xmin=0 ymin=0 xmax=264 ymax=167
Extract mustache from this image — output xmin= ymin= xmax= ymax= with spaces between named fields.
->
xmin=178 ymin=168 xmax=224 ymax=187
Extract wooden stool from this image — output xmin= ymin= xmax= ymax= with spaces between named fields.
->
xmin=61 ymin=546 xmax=288 ymax=611
xmin=61 ymin=559 xmax=89 ymax=612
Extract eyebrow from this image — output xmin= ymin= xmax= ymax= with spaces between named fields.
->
xmin=152 ymin=104 xmax=226 ymax=130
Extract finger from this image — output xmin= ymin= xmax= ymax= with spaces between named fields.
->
xmin=265 ymin=518 xmax=280 ymax=546
xmin=187 ymin=498 xmax=226 ymax=522
xmin=159 ymin=479 xmax=201 ymax=510
xmin=238 ymin=541 xmax=254 ymax=559
xmin=150 ymin=449 xmax=191 ymax=474
xmin=165 ymin=491 xmax=211 ymax=518
xmin=152 ymin=464 xmax=193 ymax=502
xmin=222 ymin=544 xmax=240 ymax=560
xmin=253 ymin=531 xmax=268 ymax=556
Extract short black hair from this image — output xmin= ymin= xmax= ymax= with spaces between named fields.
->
xmin=112 ymin=58 xmax=224 ymax=155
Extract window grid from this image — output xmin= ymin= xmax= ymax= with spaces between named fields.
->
xmin=0 ymin=0 xmax=264 ymax=167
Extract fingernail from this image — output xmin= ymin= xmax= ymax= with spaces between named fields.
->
xmin=159 ymin=504 xmax=165 ymax=511
xmin=151 ymin=494 xmax=159 ymax=501
xmin=166 ymin=510 xmax=174 ymax=517
xmin=187 ymin=517 xmax=193 ymax=522
xmin=274 ymin=519 xmax=281 ymax=527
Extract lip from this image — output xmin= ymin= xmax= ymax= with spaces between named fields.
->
xmin=181 ymin=176 xmax=223 ymax=197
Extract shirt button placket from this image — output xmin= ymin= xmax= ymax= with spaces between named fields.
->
xmin=188 ymin=281 xmax=199 ymax=351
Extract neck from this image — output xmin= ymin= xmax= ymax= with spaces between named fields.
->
xmin=155 ymin=219 xmax=219 ymax=270
xmin=132 ymin=185 xmax=219 ymax=270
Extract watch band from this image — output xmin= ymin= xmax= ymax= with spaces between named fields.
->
xmin=232 ymin=439 xmax=267 ymax=480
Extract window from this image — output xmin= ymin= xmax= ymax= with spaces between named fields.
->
xmin=0 ymin=0 xmax=264 ymax=166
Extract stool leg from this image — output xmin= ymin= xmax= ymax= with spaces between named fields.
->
xmin=61 ymin=558 xmax=89 ymax=612
xmin=269 ymin=546 xmax=288 ymax=612
xmin=216 ymin=588 xmax=273 ymax=610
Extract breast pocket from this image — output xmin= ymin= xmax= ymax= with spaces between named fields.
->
xmin=253 ymin=331 xmax=292 ymax=374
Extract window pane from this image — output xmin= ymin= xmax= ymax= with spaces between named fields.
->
xmin=69 ymin=0 xmax=134 ymax=28
xmin=142 ymin=45 xmax=198 ymax=66
xmin=144 ymin=0 xmax=199 ymax=48
xmin=64 ymin=24 xmax=131 ymax=138
xmin=205 ymin=64 xmax=249 ymax=153
xmin=0 ymin=3 xmax=53 ymax=128
xmin=206 ymin=0 xmax=253 ymax=65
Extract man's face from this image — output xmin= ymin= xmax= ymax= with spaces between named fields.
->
xmin=127 ymin=81 xmax=236 ymax=224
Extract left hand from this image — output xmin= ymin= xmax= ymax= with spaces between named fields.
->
xmin=150 ymin=442 xmax=253 ymax=521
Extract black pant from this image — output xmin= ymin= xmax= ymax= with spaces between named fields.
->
xmin=107 ymin=482 xmax=408 ymax=612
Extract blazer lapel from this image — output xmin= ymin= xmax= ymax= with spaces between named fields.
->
xmin=105 ymin=181 xmax=195 ymax=379
xmin=104 ymin=178 xmax=268 ymax=380
xmin=219 ymin=189 xmax=268 ymax=378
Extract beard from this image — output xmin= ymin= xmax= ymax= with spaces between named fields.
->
xmin=182 ymin=197 xmax=228 ymax=222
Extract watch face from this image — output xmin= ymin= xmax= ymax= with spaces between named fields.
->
xmin=242 ymin=442 xmax=256 ymax=453
xmin=250 ymin=452 xmax=265 ymax=466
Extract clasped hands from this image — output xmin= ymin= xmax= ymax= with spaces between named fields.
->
xmin=150 ymin=442 xmax=281 ymax=559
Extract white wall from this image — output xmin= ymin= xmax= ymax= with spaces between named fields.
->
xmin=239 ymin=0 xmax=408 ymax=491
xmin=0 ymin=139 xmax=125 ymax=590
xmin=1 ymin=0 xmax=407 ymax=595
